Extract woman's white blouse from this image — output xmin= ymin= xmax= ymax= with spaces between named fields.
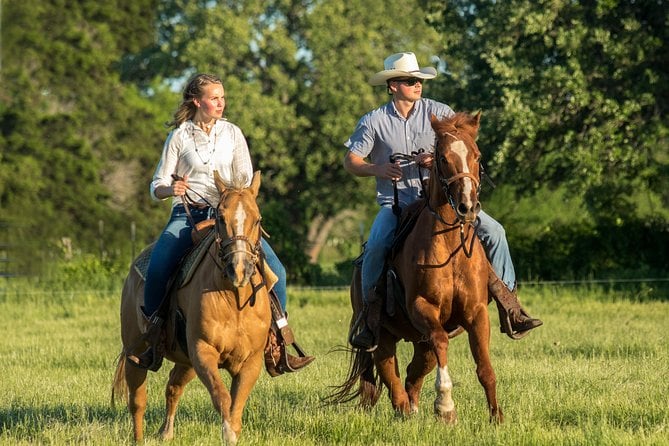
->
xmin=150 ymin=119 xmax=254 ymax=207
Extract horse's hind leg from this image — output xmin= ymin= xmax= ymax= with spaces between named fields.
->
xmin=467 ymin=315 xmax=504 ymax=423
xmin=405 ymin=341 xmax=436 ymax=414
xmin=124 ymin=359 xmax=149 ymax=441
xmin=159 ymin=364 xmax=197 ymax=440
xmin=375 ymin=335 xmax=411 ymax=416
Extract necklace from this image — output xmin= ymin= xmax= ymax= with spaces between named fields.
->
xmin=195 ymin=120 xmax=215 ymax=133
xmin=191 ymin=122 xmax=217 ymax=165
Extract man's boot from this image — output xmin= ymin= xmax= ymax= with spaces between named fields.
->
xmin=349 ymin=289 xmax=383 ymax=352
xmin=488 ymin=269 xmax=542 ymax=339
xmin=126 ymin=313 xmax=165 ymax=372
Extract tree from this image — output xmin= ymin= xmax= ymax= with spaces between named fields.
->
xmin=118 ymin=0 xmax=443 ymax=280
xmin=0 ymin=0 xmax=166 ymax=272
xmin=426 ymin=0 xmax=669 ymax=223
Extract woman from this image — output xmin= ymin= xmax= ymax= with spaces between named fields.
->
xmin=127 ymin=73 xmax=314 ymax=374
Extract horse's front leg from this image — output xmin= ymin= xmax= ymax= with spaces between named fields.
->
xmin=405 ymin=341 xmax=436 ymax=414
xmin=159 ymin=363 xmax=197 ymax=440
xmin=228 ymin=350 xmax=265 ymax=437
xmin=374 ymin=333 xmax=411 ymax=416
xmin=190 ymin=340 xmax=236 ymax=444
xmin=430 ymin=328 xmax=457 ymax=424
xmin=466 ymin=306 xmax=504 ymax=423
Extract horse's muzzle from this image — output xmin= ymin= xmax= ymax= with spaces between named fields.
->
xmin=455 ymin=199 xmax=481 ymax=223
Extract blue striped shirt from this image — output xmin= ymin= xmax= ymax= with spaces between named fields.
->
xmin=345 ymin=98 xmax=454 ymax=207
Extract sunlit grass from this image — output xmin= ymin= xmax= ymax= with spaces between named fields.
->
xmin=0 ymin=285 xmax=667 ymax=445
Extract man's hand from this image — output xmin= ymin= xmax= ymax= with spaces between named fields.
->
xmin=415 ymin=152 xmax=434 ymax=169
xmin=377 ymin=161 xmax=403 ymax=181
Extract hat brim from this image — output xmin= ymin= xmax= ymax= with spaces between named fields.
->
xmin=368 ymin=67 xmax=437 ymax=86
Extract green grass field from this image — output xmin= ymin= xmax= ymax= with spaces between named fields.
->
xmin=0 ymin=285 xmax=667 ymax=445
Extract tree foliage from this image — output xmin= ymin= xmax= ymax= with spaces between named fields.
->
xmin=426 ymin=0 xmax=669 ymax=223
xmin=1 ymin=0 xmax=667 ymax=282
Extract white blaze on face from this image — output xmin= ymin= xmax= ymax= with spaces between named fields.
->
xmin=234 ymin=201 xmax=247 ymax=250
xmin=451 ymin=140 xmax=474 ymax=197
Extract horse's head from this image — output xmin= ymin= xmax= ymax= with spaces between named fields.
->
xmin=430 ymin=112 xmax=482 ymax=224
xmin=213 ymin=170 xmax=263 ymax=288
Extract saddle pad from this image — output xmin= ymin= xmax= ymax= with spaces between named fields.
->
xmin=132 ymin=229 xmax=216 ymax=288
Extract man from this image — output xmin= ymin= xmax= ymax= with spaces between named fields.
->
xmin=344 ymin=52 xmax=542 ymax=351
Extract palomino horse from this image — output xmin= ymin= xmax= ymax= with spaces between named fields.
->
xmin=330 ymin=112 xmax=503 ymax=424
xmin=112 ymin=171 xmax=271 ymax=444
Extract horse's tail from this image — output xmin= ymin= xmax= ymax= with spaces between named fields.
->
xmin=324 ymin=347 xmax=381 ymax=408
xmin=110 ymin=352 xmax=128 ymax=408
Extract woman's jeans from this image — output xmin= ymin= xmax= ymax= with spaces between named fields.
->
xmin=360 ymin=205 xmax=516 ymax=303
xmin=144 ymin=205 xmax=288 ymax=316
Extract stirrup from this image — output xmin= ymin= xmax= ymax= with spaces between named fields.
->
xmin=264 ymin=327 xmax=314 ymax=377
xmin=126 ymin=313 xmax=165 ymax=371
xmin=127 ymin=347 xmax=163 ymax=372
xmin=264 ymin=292 xmax=315 ymax=377
xmin=496 ymin=305 xmax=539 ymax=340
xmin=348 ymin=305 xmax=379 ymax=352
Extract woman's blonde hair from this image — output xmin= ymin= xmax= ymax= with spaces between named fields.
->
xmin=167 ymin=73 xmax=223 ymax=128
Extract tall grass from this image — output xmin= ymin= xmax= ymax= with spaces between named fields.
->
xmin=0 ymin=283 xmax=667 ymax=445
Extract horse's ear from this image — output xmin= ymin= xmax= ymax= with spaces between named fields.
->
xmin=249 ymin=170 xmax=261 ymax=197
xmin=214 ymin=170 xmax=226 ymax=193
xmin=472 ymin=111 xmax=482 ymax=128
xmin=430 ymin=114 xmax=439 ymax=124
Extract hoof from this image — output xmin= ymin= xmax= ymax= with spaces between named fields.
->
xmin=490 ymin=407 xmax=504 ymax=424
xmin=437 ymin=409 xmax=458 ymax=425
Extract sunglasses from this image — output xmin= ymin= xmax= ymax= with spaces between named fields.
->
xmin=392 ymin=78 xmax=422 ymax=86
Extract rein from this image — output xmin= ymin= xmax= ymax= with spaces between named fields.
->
xmin=172 ymin=173 xmax=262 ymax=273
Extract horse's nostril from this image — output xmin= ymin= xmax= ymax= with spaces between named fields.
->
xmin=457 ymin=203 xmax=468 ymax=216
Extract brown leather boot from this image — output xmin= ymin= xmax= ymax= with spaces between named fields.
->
xmin=488 ymin=269 xmax=542 ymax=339
xmin=264 ymin=328 xmax=315 ymax=377
xmin=349 ymin=291 xmax=383 ymax=352
xmin=126 ymin=314 xmax=165 ymax=371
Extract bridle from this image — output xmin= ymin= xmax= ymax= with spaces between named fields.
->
xmin=429 ymin=131 xmax=483 ymax=258
xmin=172 ymin=173 xmax=263 ymax=272
xmin=433 ymin=131 xmax=482 ymax=212
xmin=213 ymin=199 xmax=263 ymax=268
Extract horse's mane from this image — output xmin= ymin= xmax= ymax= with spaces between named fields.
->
xmin=221 ymin=174 xmax=250 ymax=192
xmin=432 ymin=112 xmax=480 ymax=141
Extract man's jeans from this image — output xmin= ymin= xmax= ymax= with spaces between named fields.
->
xmin=360 ymin=205 xmax=516 ymax=303
xmin=144 ymin=205 xmax=288 ymax=315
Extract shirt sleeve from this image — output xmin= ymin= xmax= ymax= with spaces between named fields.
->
xmin=230 ymin=125 xmax=254 ymax=187
xmin=150 ymin=130 xmax=179 ymax=201
xmin=344 ymin=113 xmax=376 ymax=158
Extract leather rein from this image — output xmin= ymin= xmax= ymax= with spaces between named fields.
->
xmin=391 ymin=131 xmax=484 ymax=258
xmin=172 ymin=174 xmax=262 ymax=271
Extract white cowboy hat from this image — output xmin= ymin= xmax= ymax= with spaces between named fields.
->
xmin=368 ymin=52 xmax=438 ymax=86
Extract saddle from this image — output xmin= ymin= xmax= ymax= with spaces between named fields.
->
xmin=354 ymin=200 xmax=464 ymax=338
xmin=134 ymin=220 xmax=309 ymax=375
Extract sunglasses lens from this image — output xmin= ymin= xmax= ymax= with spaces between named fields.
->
xmin=395 ymin=78 xmax=420 ymax=86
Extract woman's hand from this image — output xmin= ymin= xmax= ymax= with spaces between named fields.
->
xmin=171 ymin=174 xmax=189 ymax=196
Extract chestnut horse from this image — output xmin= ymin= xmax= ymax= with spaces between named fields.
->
xmin=111 ymin=171 xmax=271 ymax=444
xmin=330 ymin=112 xmax=503 ymax=424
